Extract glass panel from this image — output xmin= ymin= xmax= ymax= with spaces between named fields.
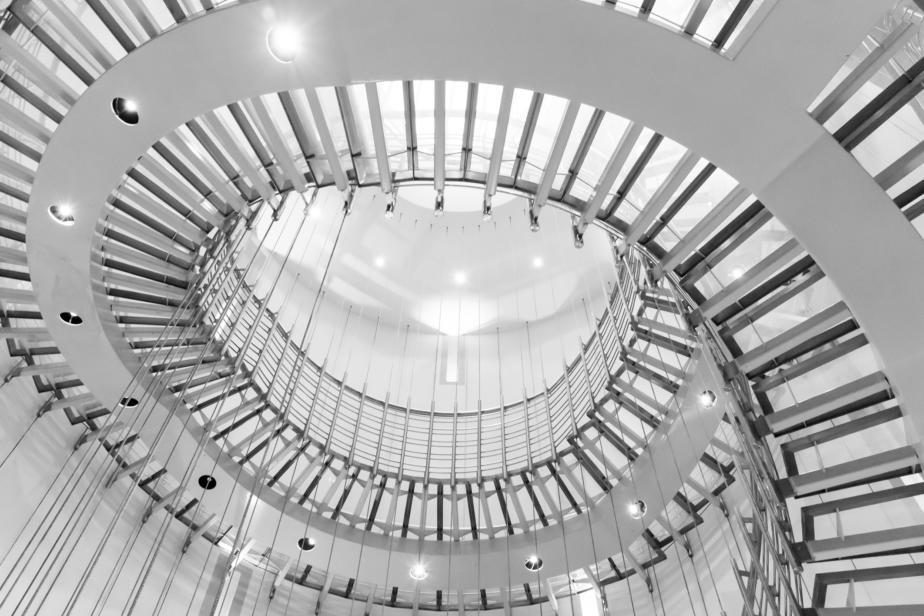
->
xmin=522 ymin=93 xmax=567 ymax=184
xmin=470 ymin=83 xmax=503 ymax=174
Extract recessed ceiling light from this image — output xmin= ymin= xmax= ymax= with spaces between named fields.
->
xmin=525 ymin=555 xmax=544 ymax=572
xmin=197 ymin=474 xmax=217 ymax=490
xmin=532 ymin=256 xmax=544 ymax=269
xmin=297 ymin=537 xmax=316 ymax=551
xmin=119 ymin=397 xmax=139 ymax=408
xmin=266 ymin=24 xmax=300 ymax=63
xmin=111 ymin=97 xmax=139 ymax=125
xmin=409 ymin=563 xmax=428 ymax=581
xmin=49 ymin=204 xmax=75 ymax=226
xmin=374 ymin=256 xmax=385 ymax=269
xmin=59 ymin=311 xmax=83 ymax=326
xmin=699 ymin=389 xmax=717 ymax=408
xmin=628 ymin=499 xmax=647 ymax=519
xmin=453 ymin=271 xmax=467 ymax=286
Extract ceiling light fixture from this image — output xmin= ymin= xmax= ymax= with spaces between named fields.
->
xmin=453 ymin=271 xmax=467 ymax=286
xmin=59 ymin=311 xmax=83 ymax=326
xmin=409 ymin=563 xmax=428 ymax=581
xmin=434 ymin=190 xmax=444 ymax=217
xmin=628 ymin=499 xmax=647 ymax=519
xmin=532 ymin=256 xmax=544 ymax=269
xmin=699 ymin=389 xmax=717 ymax=408
xmin=525 ymin=555 xmax=544 ymax=572
xmin=119 ymin=397 xmax=139 ymax=408
xmin=266 ymin=24 xmax=300 ymax=63
xmin=197 ymin=475 xmax=217 ymax=490
xmin=111 ymin=97 xmax=139 ymax=125
xmin=48 ymin=203 xmax=75 ymax=226
xmin=297 ymin=537 xmax=317 ymax=551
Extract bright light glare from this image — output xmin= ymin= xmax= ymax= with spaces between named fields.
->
xmin=730 ymin=267 xmax=744 ymax=279
xmin=532 ymin=256 xmax=544 ymax=269
xmin=409 ymin=563 xmax=428 ymax=580
xmin=453 ymin=271 xmax=467 ymax=286
xmin=699 ymin=390 xmax=717 ymax=408
xmin=266 ymin=24 xmax=301 ymax=63
xmin=374 ymin=256 xmax=385 ymax=269
xmin=122 ymin=99 xmax=138 ymax=113
xmin=628 ymin=499 xmax=647 ymax=519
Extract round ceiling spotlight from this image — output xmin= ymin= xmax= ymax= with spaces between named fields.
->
xmin=409 ymin=563 xmax=428 ymax=581
xmin=59 ymin=311 xmax=83 ymax=326
xmin=628 ymin=499 xmax=647 ymax=519
xmin=197 ymin=474 xmax=217 ymax=490
xmin=297 ymin=537 xmax=316 ymax=551
xmin=266 ymin=24 xmax=301 ymax=63
xmin=48 ymin=204 xmax=75 ymax=226
xmin=373 ymin=256 xmax=386 ymax=269
xmin=699 ymin=389 xmax=717 ymax=408
xmin=111 ymin=97 xmax=139 ymax=125
xmin=525 ymin=555 xmax=544 ymax=572
xmin=532 ymin=256 xmax=544 ymax=269
xmin=119 ymin=397 xmax=139 ymax=408
xmin=452 ymin=271 xmax=467 ymax=286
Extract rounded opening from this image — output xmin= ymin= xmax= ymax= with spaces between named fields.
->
xmin=120 ymin=397 xmax=139 ymax=408
xmin=198 ymin=474 xmax=217 ymax=490
xmin=111 ymin=97 xmax=139 ymax=125
xmin=699 ymin=389 xmax=717 ymax=409
xmin=525 ymin=555 xmax=543 ymax=572
xmin=266 ymin=25 xmax=300 ymax=63
xmin=409 ymin=563 xmax=428 ymax=581
xmin=59 ymin=311 xmax=83 ymax=326
xmin=297 ymin=537 xmax=316 ymax=551
xmin=48 ymin=204 xmax=75 ymax=226
xmin=628 ymin=499 xmax=647 ymax=519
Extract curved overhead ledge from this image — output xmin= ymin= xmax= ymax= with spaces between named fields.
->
xmin=23 ymin=0 xmax=924 ymax=589
xmin=26 ymin=0 xmax=924 ymax=466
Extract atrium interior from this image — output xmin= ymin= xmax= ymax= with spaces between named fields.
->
xmin=0 ymin=0 xmax=923 ymax=615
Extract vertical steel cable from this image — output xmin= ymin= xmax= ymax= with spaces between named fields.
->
xmin=0 ymin=192 xmax=261 ymax=614
xmin=46 ymin=193 xmax=299 ymax=616
xmin=113 ymin=192 xmax=318 ymax=616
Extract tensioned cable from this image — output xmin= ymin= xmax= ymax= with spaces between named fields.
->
xmin=205 ymin=192 xmax=350 ymax=614
xmin=0 ymin=189 xmax=264 ymax=614
xmin=562 ymin=248 xmax=656 ymax=616
xmin=43 ymin=196 xmax=294 ymax=615
xmin=632 ymin=267 xmax=732 ymax=616
xmin=150 ymin=266 xmax=307 ymax=616
xmin=147 ymin=191 xmax=326 ymax=615
xmin=595 ymin=247 xmax=708 ymax=616
xmin=112 ymin=192 xmax=320 ymax=616
xmin=50 ymin=192 xmax=302 ymax=615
